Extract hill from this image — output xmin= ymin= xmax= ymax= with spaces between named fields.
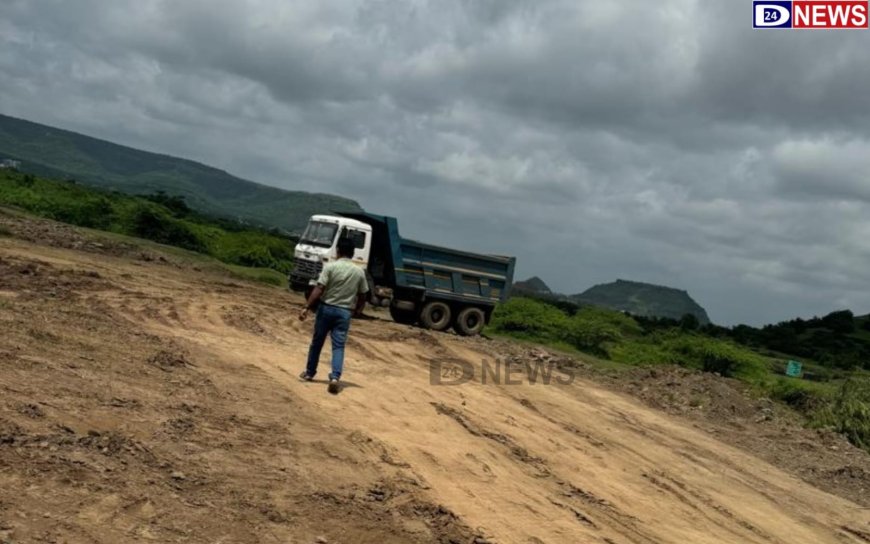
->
xmin=572 ymin=279 xmax=711 ymax=324
xmin=722 ymin=309 xmax=870 ymax=371
xmin=0 ymin=114 xmax=362 ymax=233
xmin=0 ymin=169 xmax=294 ymax=283
xmin=513 ymin=275 xmax=553 ymax=295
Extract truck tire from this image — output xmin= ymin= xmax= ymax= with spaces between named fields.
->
xmin=390 ymin=306 xmax=417 ymax=325
xmin=419 ymin=301 xmax=452 ymax=331
xmin=365 ymin=271 xmax=380 ymax=306
xmin=453 ymin=306 xmax=486 ymax=336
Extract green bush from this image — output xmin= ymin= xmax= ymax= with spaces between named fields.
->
xmin=564 ymin=307 xmax=640 ymax=355
xmin=489 ymin=297 xmax=569 ymax=341
xmin=130 ymin=205 xmax=205 ymax=252
xmin=812 ymin=378 xmax=870 ymax=450
xmin=768 ymin=378 xmax=831 ymax=412
xmin=608 ymin=340 xmax=677 ymax=366
xmin=52 ymin=196 xmax=115 ymax=230
xmin=491 ymin=299 xmax=646 ymax=356
xmin=608 ymin=330 xmax=768 ymax=381
xmin=670 ymin=333 xmax=768 ymax=381
xmin=213 ymin=230 xmax=295 ymax=274
xmin=0 ymin=171 xmax=296 ymax=276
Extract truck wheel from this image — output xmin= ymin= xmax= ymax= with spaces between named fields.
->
xmin=390 ymin=306 xmax=417 ymax=325
xmin=453 ymin=307 xmax=486 ymax=336
xmin=419 ymin=301 xmax=452 ymax=331
xmin=365 ymin=271 xmax=379 ymax=306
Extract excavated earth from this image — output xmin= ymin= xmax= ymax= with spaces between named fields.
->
xmin=1 ymin=210 xmax=869 ymax=544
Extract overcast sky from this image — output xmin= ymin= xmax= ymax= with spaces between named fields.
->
xmin=2 ymin=0 xmax=869 ymax=325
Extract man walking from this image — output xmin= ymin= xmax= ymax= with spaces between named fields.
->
xmin=299 ymin=238 xmax=369 ymax=394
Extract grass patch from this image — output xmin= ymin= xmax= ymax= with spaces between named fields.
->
xmin=225 ymin=265 xmax=286 ymax=287
xmin=767 ymin=377 xmax=834 ymax=412
xmin=491 ymin=296 xmax=870 ymax=452
xmin=491 ymin=298 xmax=766 ymax=381
xmin=812 ymin=378 xmax=870 ymax=450
xmin=612 ymin=331 xmax=769 ymax=382
xmin=0 ymin=170 xmax=297 ymax=275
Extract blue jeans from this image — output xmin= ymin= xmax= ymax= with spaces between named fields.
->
xmin=305 ymin=304 xmax=352 ymax=380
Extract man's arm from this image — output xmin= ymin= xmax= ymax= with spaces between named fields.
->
xmin=354 ymin=292 xmax=367 ymax=318
xmin=300 ymin=263 xmax=331 ymax=321
xmin=299 ymin=284 xmax=325 ymax=321
xmin=354 ymin=270 xmax=369 ymax=318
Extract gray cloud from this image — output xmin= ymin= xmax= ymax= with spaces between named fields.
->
xmin=2 ymin=0 xmax=869 ymax=325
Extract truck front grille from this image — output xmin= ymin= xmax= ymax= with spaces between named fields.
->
xmin=292 ymin=258 xmax=323 ymax=279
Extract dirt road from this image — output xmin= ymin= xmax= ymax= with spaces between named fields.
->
xmin=1 ymin=215 xmax=868 ymax=543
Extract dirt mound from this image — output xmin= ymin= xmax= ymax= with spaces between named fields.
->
xmin=221 ymin=304 xmax=270 ymax=336
xmin=2 ymin=215 xmax=869 ymax=543
xmin=148 ymin=349 xmax=195 ymax=371
xmin=0 ymin=241 xmax=495 ymax=543
xmin=0 ymin=255 xmax=106 ymax=298
xmin=0 ymin=208 xmax=140 ymax=258
xmin=463 ymin=340 xmax=870 ymax=507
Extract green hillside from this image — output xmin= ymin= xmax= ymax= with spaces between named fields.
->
xmin=717 ymin=310 xmax=870 ymax=372
xmin=0 ymin=114 xmax=362 ymax=233
xmin=572 ymin=279 xmax=711 ymax=325
xmin=1 ymin=169 xmax=295 ymax=284
xmin=489 ymin=296 xmax=870 ymax=451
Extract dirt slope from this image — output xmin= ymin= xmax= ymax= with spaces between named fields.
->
xmin=1 ymin=217 xmax=868 ymax=543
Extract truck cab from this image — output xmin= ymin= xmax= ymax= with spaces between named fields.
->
xmin=289 ymin=215 xmax=372 ymax=293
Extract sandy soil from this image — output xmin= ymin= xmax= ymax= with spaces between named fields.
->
xmin=1 ymin=212 xmax=868 ymax=544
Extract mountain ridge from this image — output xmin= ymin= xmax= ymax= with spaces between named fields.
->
xmin=0 ymin=113 xmax=362 ymax=233
xmin=513 ymin=276 xmax=553 ymax=295
xmin=571 ymin=278 xmax=711 ymax=324
xmin=513 ymin=276 xmax=711 ymax=324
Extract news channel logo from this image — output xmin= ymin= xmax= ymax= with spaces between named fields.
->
xmin=754 ymin=0 xmax=793 ymax=26
xmin=753 ymin=0 xmax=869 ymax=28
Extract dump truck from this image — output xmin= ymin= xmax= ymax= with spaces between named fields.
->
xmin=289 ymin=212 xmax=516 ymax=336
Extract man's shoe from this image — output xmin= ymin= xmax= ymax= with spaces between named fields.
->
xmin=327 ymin=378 xmax=340 ymax=395
xmin=299 ymin=371 xmax=314 ymax=382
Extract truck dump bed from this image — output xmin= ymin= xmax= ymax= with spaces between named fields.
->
xmin=341 ymin=213 xmax=515 ymax=307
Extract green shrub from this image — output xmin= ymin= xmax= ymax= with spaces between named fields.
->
xmin=143 ymin=191 xmax=191 ymax=217
xmin=52 ymin=196 xmax=115 ymax=230
xmin=489 ymin=297 xmax=569 ymax=341
xmin=812 ymin=378 xmax=870 ymax=450
xmin=564 ymin=307 xmax=640 ymax=355
xmin=768 ymin=378 xmax=831 ymax=412
xmin=608 ymin=341 xmax=677 ymax=366
xmin=680 ymin=313 xmax=700 ymax=331
xmin=670 ymin=333 xmax=766 ymax=379
xmin=213 ymin=230 xmax=295 ymax=274
xmin=0 ymin=172 xmax=297 ymax=277
xmin=608 ymin=331 xmax=768 ymax=381
xmin=492 ymin=299 xmax=648 ymax=356
xmin=129 ymin=205 xmax=205 ymax=252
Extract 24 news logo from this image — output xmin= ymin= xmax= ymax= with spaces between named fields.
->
xmin=754 ymin=0 xmax=869 ymax=28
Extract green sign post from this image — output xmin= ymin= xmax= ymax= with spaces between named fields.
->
xmin=785 ymin=360 xmax=802 ymax=378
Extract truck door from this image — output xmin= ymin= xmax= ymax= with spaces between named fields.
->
xmin=339 ymin=227 xmax=370 ymax=265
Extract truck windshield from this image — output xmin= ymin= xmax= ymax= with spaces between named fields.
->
xmin=300 ymin=221 xmax=338 ymax=248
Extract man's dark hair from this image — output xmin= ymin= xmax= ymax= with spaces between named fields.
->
xmin=337 ymin=238 xmax=355 ymax=258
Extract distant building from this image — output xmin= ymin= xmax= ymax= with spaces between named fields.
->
xmin=0 ymin=159 xmax=21 ymax=169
